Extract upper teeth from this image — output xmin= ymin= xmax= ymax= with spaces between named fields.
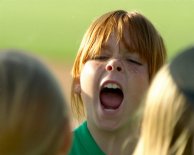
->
xmin=103 ymin=83 xmax=120 ymax=89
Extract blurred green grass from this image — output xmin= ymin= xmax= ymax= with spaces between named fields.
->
xmin=0 ymin=0 xmax=194 ymax=62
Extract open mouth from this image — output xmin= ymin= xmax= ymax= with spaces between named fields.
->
xmin=100 ymin=83 xmax=124 ymax=110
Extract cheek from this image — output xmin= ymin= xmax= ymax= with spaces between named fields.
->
xmin=131 ymin=77 xmax=149 ymax=96
xmin=134 ymin=64 xmax=149 ymax=87
xmin=80 ymin=61 xmax=103 ymax=92
xmin=136 ymin=72 xmax=149 ymax=93
xmin=127 ymin=66 xmax=149 ymax=97
xmin=138 ymin=70 xmax=149 ymax=88
xmin=125 ymin=64 xmax=149 ymax=86
xmin=128 ymin=77 xmax=149 ymax=109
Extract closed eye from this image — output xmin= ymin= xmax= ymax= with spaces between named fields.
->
xmin=127 ymin=59 xmax=143 ymax=66
xmin=91 ymin=55 xmax=109 ymax=61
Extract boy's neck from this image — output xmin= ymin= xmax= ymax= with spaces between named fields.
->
xmin=87 ymin=122 xmax=139 ymax=155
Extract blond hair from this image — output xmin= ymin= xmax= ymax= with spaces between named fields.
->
xmin=71 ymin=10 xmax=167 ymax=121
xmin=0 ymin=50 xmax=71 ymax=155
xmin=133 ymin=65 xmax=194 ymax=155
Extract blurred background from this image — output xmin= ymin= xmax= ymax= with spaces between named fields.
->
xmin=1 ymin=0 xmax=194 ymax=125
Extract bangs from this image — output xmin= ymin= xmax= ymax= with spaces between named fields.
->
xmin=121 ymin=12 xmax=156 ymax=62
xmin=75 ymin=10 xmax=166 ymax=80
xmin=81 ymin=11 xmax=156 ymax=63
xmin=81 ymin=13 xmax=117 ymax=63
xmin=80 ymin=10 xmax=130 ymax=62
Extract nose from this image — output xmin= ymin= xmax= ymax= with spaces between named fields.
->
xmin=105 ymin=59 xmax=123 ymax=72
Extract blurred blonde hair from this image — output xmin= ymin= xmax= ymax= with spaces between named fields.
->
xmin=133 ymin=65 xmax=194 ymax=155
xmin=0 ymin=50 xmax=71 ymax=155
xmin=71 ymin=10 xmax=167 ymax=122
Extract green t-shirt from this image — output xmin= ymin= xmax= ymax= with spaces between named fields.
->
xmin=68 ymin=121 xmax=105 ymax=155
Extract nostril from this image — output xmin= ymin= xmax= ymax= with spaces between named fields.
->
xmin=107 ymin=65 xmax=113 ymax=71
xmin=117 ymin=66 xmax=122 ymax=71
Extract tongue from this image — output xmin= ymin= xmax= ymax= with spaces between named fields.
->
xmin=100 ymin=91 xmax=123 ymax=109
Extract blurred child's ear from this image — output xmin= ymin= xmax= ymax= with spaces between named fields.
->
xmin=74 ymin=78 xmax=81 ymax=94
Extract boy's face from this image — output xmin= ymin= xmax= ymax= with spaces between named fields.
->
xmin=78 ymin=32 xmax=149 ymax=131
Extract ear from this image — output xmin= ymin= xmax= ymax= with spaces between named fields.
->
xmin=73 ymin=78 xmax=81 ymax=94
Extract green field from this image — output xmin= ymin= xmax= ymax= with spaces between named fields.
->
xmin=1 ymin=0 xmax=194 ymax=63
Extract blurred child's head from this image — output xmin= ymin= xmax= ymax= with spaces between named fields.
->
xmin=0 ymin=50 xmax=71 ymax=155
xmin=71 ymin=10 xmax=166 ymax=121
xmin=133 ymin=46 xmax=194 ymax=155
